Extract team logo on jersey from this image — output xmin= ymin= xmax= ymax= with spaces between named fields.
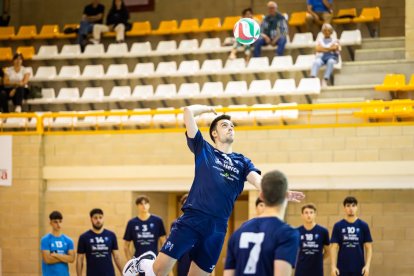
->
xmin=104 ymin=237 xmax=109 ymax=241
xmin=150 ymin=223 xmax=154 ymax=228
xmin=135 ymin=226 xmax=139 ymax=230
xmin=164 ymin=241 xmax=174 ymax=252
xmin=209 ymin=265 xmax=216 ymax=271
xmin=221 ymin=154 xmax=234 ymax=166
xmin=356 ymin=228 xmax=360 ymax=233
xmin=315 ymin=234 xmax=319 ymax=239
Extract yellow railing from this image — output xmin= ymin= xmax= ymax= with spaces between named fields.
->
xmin=0 ymin=101 xmax=413 ymax=135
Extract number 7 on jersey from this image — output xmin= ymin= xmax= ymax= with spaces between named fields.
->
xmin=239 ymin=232 xmax=265 ymax=274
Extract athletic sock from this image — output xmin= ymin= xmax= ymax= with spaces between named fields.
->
xmin=140 ymin=259 xmax=156 ymax=276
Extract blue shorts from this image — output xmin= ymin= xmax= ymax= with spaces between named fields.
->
xmin=160 ymin=209 xmax=227 ymax=273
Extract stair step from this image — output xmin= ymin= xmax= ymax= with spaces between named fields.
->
xmin=355 ymin=48 xmax=405 ymax=61
xmin=360 ymin=37 xmax=405 ymax=49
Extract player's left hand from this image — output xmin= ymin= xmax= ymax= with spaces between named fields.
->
xmin=287 ymin=190 xmax=305 ymax=202
xmin=362 ymin=265 xmax=370 ymax=276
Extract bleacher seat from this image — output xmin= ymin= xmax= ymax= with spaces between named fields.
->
xmin=176 ymin=60 xmax=200 ymax=76
xmin=245 ymin=57 xmax=270 ymax=73
xmin=277 ymin=103 xmax=299 ymax=120
xmin=199 ymin=38 xmax=221 ymax=53
xmin=375 ymin=74 xmax=406 ymax=91
xmin=288 ymin=12 xmax=307 ymax=28
xmin=34 ymin=45 xmax=59 ymax=59
xmin=152 ymin=20 xmax=178 ymax=35
xmin=27 ymin=88 xmax=56 ymax=104
xmin=36 ymin=25 xmax=59 ymax=39
xmin=332 ymin=8 xmax=357 ymax=25
xmin=401 ymin=74 xmax=414 ymax=91
xmin=177 ymin=39 xmax=199 ymax=54
xmin=130 ymin=42 xmax=152 ymax=57
xmin=196 ymin=17 xmax=221 ymax=32
xmin=224 ymin=81 xmax=248 ymax=97
xmin=0 ymin=47 xmax=12 ymax=61
xmin=219 ymin=16 xmax=241 ymax=31
xmin=81 ymin=65 xmax=105 ymax=79
xmin=154 ymin=61 xmax=177 ymax=76
xmin=131 ymin=85 xmax=154 ymax=101
xmin=51 ymin=116 xmax=77 ymax=128
xmin=80 ymin=87 xmax=104 ymax=103
xmin=105 ymin=64 xmax=129 ymax=78
xmin=154 ymin=84 xmax=177 ymax=99
xmin=57 ymin=24 xmax=79 ymax=39
xmin=16 ymin=46 xmax=35 ymax=59
xmin=127 ymin=21 xmax=152 ymax=36
xmin=250 ymin=104 xmax=278 ymax=124
xmin=273 ymin=79 xmax=296 ymax=95
xmin=289 ymin=32 xmax=314 ymax=48
xmin=353 ymin=7 xmax=381 ymax=23
xmin=0 ymin=26 xmax=15 ymax=40
xmin=76 ymin=110 xmax=106 ymax=128
xmin=12 ymin=25 xmax=37 ymax=40
xmin=173 ymin=19 xmax=200 ymax=34
xmin=101 ymin=109 xmax=129 ymax=127
xmin=253 ymin=14 xmax=265 ymax=23
xmin=226 ymin=104 xmax=252 ymax=125
xmin=177 ymin=83 xmax=201 ymax=98
xmin=223 ymin=58 xmax=246 ymax=74
xmin=82 ymin=44 xmax=105 ymax=58
xmin=153 ymin=107 xmax=177 ymax=127
xmin=106 ymin=43 xmax=128 ymax=58
xmin=354 ymin=100 xmax=387 ymax=119
xmin=33 ymin=66 xmax=57 ymax=81
xmin=132 ymin=63 xmax=155 ymax=77
xmin=3 ymin=118 xmax=29 ymax=128
xmin=293 ymin=55 xmax=316 ymax=71
xmin=199 ymin=59 xmax=223 ymax=74
xmin=107 ymin=86 xmax=131 ymax=101
xmin=296 ymin=78 xmax=321 ymax=94
xmin=59 ymin=44 xmax=81 ymax=58
xmin=155 ymin=40 xmax=177 ymax=55
xmin=200 ymin=82 xmax=224 ymax=98
xmin=339 ymin=30 xmax=362 ymax=46
xmin=269 ymin=55 xmax=294 ymax=71
xmin=55 ymin=88 xmax=80 ymax=103
xmin=248 ymin=80 xmax=273 ymax=96
xmin=125 ymin=108 xmax=152 ymax=127
xmin=57 ymin=65 xmax=81 ymax=80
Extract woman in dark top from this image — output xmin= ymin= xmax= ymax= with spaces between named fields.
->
xmin=92 ymin=0 xmax=130 ymax=43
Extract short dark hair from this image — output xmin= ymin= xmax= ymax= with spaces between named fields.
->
xmin=209 ymin=114 xmax=232 ymax=143
xmin=242 ymin=8 xmax=253 ymax=16
xmin=49 ymin=211 xmax=63 ymax=220
xmin=89 ymin=208 xmax=104 ymax=218
xmin=261 ymin=170 xmax=288 ymax=206
xmin=135 ymin=195 xmax=150 ymax=205
xmin=12 ymin=53 xmax=24 ymax=61
xmin=255 ymin=197 xmax=264 ymax=207
xmin=343 ymin=196 xmax=358 ymax=206
xmin=301 ymin=203 xmax=317 ymax=213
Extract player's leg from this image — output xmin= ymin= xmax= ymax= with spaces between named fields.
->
xmin=188 ymin=261 xmax=210 ymax=276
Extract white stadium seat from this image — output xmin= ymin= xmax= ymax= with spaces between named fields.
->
xmin=250 ymin=104 xmax=278 ymax=124
xmin=82 ymin=65 xmax=105 ymax=79
xmin=33 ymin=66 xmax=57 ymax=81
xmin=59 ymin=44 xmax=81 ymax=58
xmin=248 ymin=80 xmax=273 ymax=96
xmin=224 ymin=81 xmax=248 ymax=97
xmin=126 ymin=108 xmax=152 ymax=127
xmin=226 ymin=104 xmax=252 ymax=125
xmin=273 ymin=79 xmax=296 ymax=95
xmin=55 ymin=88 xmax=80 ymax=103
xmin=108 ymin=86 xmax=131 ymax=101
xmin=222 ymin=58 xmax=246 ymax=74
xmin=3 ymin=118 xmax=29 ymax=128
xmin=289 ymin=32 xmax=315 ymax=48
xmin=155 ymin=40 xmax=177 ymax=55
xmin=296 ymin=78 xmax=321 ymax=95
xmin=101 ymin=109 xmax=129 ymax=127
xmin=57 ymin=65 xmax=81 ymax=80
xmin=105 ymin=64 xmax=129 ymax=78
xmin=177 ymin=83 xmax=200 ymax=98
xmin=132 ymin=63 xmax=155 ymax=77
xmin=106 ymin=43 xmax=128 ymax=57
xmin=199 ymin=59 xmax=223 ymax=74
xmin=129 ymin=42 xmax=152 ymax=57
xmin=199 ymin=82 xmax=224 ymax=98
xmin=76 ymin=110 xmax=106 ymax=128
xmin=270 ymin=56 xmax=294 ymax=71
xmin=82 ymin=44 xmax=105 ymax=58
xmin=176 ymin=60 xmax=200 ymax=76
xmin=246 ymin=57 xmax=270 ymax=72
xmin=154 ymin=84 xmax=177 ymax=99
xmin=153 ymin=107 xmax=177 ymax=127
xmin=198 ymin=38 xmax=221 ymax=53
xmin=51 ymin=116 xmax=78 ymax=128
xmin=80 ymin=87 xmax=104 ymax=103
xmin=177 ymin=39 xmax=199 ymax=54
xmin=34 ymin=45 xmax=59 ymax=59
xmin=27 ymin=88 xmax=56 ymax=105
xmin=276 ymin=103 xmax=299 ymax=120
xmin=340 ymin=30 xmax=362 ymax=46
xmin=131 ymin=85 xmax=154 ymax=100
xmin=154 ymin=61 xmax=177 ymax=76
xmin=293 ymin=55 xmax=316 ymax=71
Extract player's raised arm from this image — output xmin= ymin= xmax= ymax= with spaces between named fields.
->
xmin=183 ymin=105 xmax=216 ymax=138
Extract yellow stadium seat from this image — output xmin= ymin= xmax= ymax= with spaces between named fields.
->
xmin=173 ymin=19 xmax=200 ymax=34
xmin=375 ymin=74 xmax=406 ymax=92
xmin=16 ymin=46 xmax=35 ymax=60
xmin=353 ymin=7 xmax=381 ymax=23
xmin=354 ymin=100 xmax=388 ymax=118
xmin=12 ymin=25 xmax=37 ymax=40
xmin=389 ymin=100 xmax=414 ymax=117
xmin=0 ymin=47 xmax=12 ymax=61
xmin=151 ymin=20 xmax=178 ymax=35
xmin=0 ymin=26 xmax=15 ymax=40
xmin=56 ymin=24 xmax=79 ymax=39
xmin=196 ymin=17 xmax=221 ymax=32
xmin=36 ymin=25 xmax=60 ymax=39
xmin=400 ymin=74 xmax=414 ymax=91
xmin=219 ymin=16 xmax=241 ymax=31
xmin=253 ymin=14 xmax=265 ymax=24
xmin=332 ymin=8 xmax=357 ymax=24
xmin=127 ymin=21 xmax=152 ymax=36
xmin=288 ymin=11 xmax=307 ymax=27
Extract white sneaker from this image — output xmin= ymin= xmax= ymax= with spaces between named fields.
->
xmin=123 ymin=251 xmax=156 ymax=276
xmin=14 ymin=106 xmax=22 ymax=113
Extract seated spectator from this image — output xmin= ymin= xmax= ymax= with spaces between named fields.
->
xmin=306 ymin=0 xmax=333 ymax=29
xmin=77 ymin=0 xmax=105 ymax=49
xmin=310 ymin=24 xmax=341 ymax=87
xmin=0 ymin=53 xmax=31 ymax=113
xmin=253 ymin=1 xmax=288 ymax=57
xmin=92 ymin=0 xmax=130 ymax=44
xmin=229 ymin=8 xmax=255 ymax=62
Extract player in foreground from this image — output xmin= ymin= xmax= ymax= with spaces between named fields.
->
xmin=224 ymin=170 xmax=299 ymax=276
xmin=123 ymin=105 xmax=305 ymax=276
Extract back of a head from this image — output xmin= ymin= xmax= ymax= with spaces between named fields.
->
xmin=261 ymin=170 xmax=288 ymax=207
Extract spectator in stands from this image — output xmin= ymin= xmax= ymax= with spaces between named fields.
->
xmin=77 ymin=0 xmax=105 ymax=49
xmin=40 ymin=211 xmax=75 ymax=276
xmin=255 ymin=197 xmax=265 ymax=216
xmin=310 ymin=23 xmax=341 ymax=87
xmin=306 ymin=0 xmax=333 ymax=26
xmin=91 ymin=0 xmax=130 ymax=44
xmin=76 ymin=208 xmax=124 ymax=276
xmin=123 ymin=195 xmax=166 ymax=260
xmin=229 ymin=8 xmax=255 ymax=62
xmin=253 ymin=1 xmax=288 ymax=57
xmin=0 ymin=53 xmax=31 ymax=113
xmin=331 ymin=197 xmax=373 ymax=276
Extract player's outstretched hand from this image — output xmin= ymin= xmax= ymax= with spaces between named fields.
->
xmin=287 ymin=190 xmax=305 ymax=202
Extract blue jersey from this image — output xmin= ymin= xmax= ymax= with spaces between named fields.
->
xmin=331 ymin=219 xmax=373 ymax=273
xmin=40 ymin=233 xmax=74 ymax=276
xmin=123 ymin=215 xmax=166 ymax=257
xmin=77 ymin=229 xmax=119 ymax=276
xmin=225 ymin=217 xmax=299 ymax=275
xmin=307 ymin=0 xmax=332 ymax=12
xmin=295 ymin=224 xmax=330 ymax=276
xmin=183 ymin=131 xmax=260 ymax=220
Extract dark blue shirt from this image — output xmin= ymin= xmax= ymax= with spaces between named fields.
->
xmin=307 ymin=0 xmax=333 ymax=13
xmin=77 ymin=229 xmax=118 ymax=276
xmin=225 ymin=217 xmax=299 ymax=275
xmin=123 ymin=215 xmax=166 ymax=257
xmin=295 ymin=224 xmax=330 ymax=276
xmin=331 ymin=219 xmax=373 ymax=273
xmin=183 ymin=130 xmax=260 ymax=220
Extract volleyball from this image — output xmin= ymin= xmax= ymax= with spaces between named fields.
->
xmin=233 ymin=18 xmax=261 ymax=45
